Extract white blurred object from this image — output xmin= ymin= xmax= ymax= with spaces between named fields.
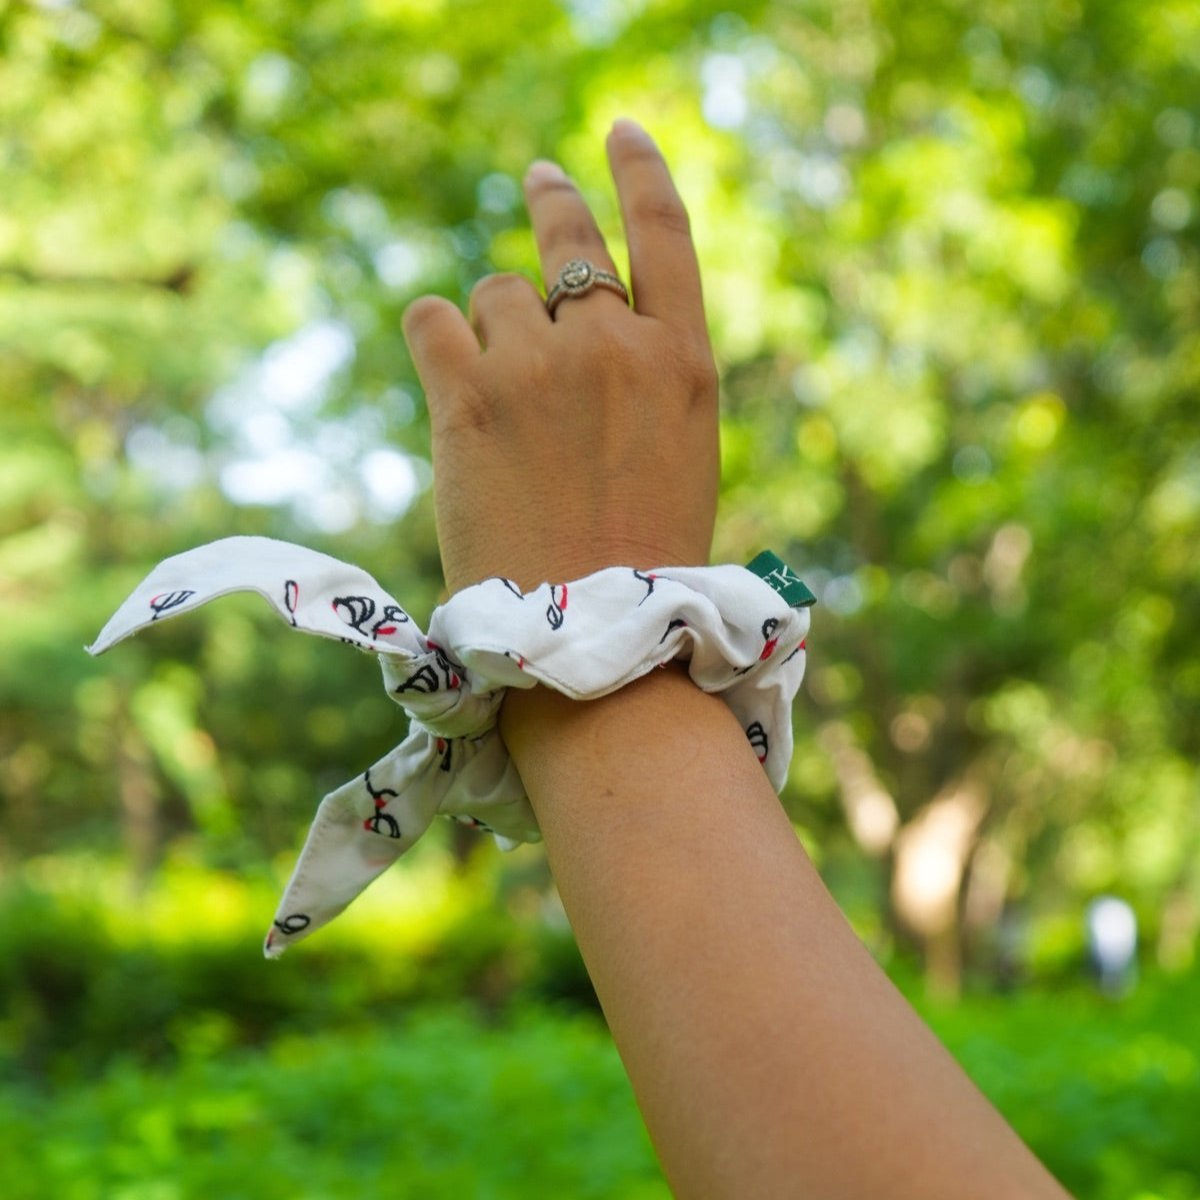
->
xmin=1085 ymin=896 xmax=1139 ymax=996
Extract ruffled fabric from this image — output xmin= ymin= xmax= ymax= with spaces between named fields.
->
xmin=89 ymin=537 xmax=814 ymax=956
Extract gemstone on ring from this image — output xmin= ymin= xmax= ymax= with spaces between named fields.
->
xmin=560 ymin=258 xmax=594 ymax=293
xmin=545 ymin=257 xmax=630 ymax=317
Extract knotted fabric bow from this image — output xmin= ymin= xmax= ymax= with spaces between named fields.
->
xmin=88 ymin=537 xmax=815 ymax=957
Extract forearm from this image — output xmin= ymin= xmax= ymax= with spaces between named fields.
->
xmin=501 ymin=668 xmax=1070 ymax=1200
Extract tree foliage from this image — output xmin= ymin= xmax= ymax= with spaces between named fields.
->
xmin=1 ymin=0 xmax=1198 ymax=991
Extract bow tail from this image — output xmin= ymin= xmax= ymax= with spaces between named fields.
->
xmin=87 ymin=535 xmax=426 ymax=657
xmin=264 ymin=726 xmax=448 ymax=958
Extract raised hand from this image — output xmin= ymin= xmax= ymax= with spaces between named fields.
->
xmin=402 ymin=120 xmax=720 ymax=595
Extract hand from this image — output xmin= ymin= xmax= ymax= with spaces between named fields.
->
xmin=402 ymin=119 xmax=719 ymax=595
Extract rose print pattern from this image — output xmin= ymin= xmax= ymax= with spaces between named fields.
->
xmin=546 ymin=584 xmax=568 ymax=630
xmin=90 ymin=536 xmax=812 ymax=956
xmin=759 ymin=617 xmax=780 ymax=660
xmin=392 ymin=664 xmax=440 ymax=695
xmin=659 ymin=617 xmax=688 ymax=644
xmin=633 ymin=568 xmax=657 ymax=605
xmin=284 ymin=579 xmax=300 ymax=626
xmin=746 ymin=721 xmax=769 ymax=764
xmin=149 ymin=589 xmax=195 ymax=620
xmin=362 ymin=767 xmax=402 ymax=838
xmin=333 ymin=594 xmax=411 ymax=640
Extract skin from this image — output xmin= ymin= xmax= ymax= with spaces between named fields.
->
xmin=403 ymin=120 xmax=1072 ymax=1200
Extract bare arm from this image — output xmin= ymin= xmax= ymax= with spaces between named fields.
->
xmin=502 ymin=669 xmax=1070 ymax=1198
xmin=404 ymin=119 xmax=1071 ymax=1200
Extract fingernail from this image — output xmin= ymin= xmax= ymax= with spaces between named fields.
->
xmin=611 ymin=118 xmax=652 ymax=142
xmin=526 ymin=159 xmax=567 ymax=183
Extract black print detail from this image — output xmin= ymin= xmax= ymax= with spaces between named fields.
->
xmin=781 ymin=645 xmax=802 ymax=665
xmin=363 ymin=768 xmax=402 ymax=839
xmin=457 ymin=814 xmax=495 ymax=833
xmin=633 ymin=569 xmax=657 ymax=606
xmin=364 ymin=769 xmax=398 ymax=804
xmin=333 ymin=595 xmax=377 ymax=634
xmin=393 ymin=664 xmax=440 ymax=694
xmin=659 ymin=617 xmax=688 ymax=645
xmin=273 ymin=913 xmax=311 ymax=935
xmin=393 ymin=644 xmax=466 ymax=694
xmin=149 ymin=590 xmax=195 ymax=620
xmin=759 ymin=617 xmax=781 ymax=661
xmin=371 ymin=604 xmax=410 ymax=638
xmin=499 ymin=578 xmax=526 ymax=600
xmin=333 ymin=595 xmax=410 ymax=641
xmin=546 ymin=584 xmax=568 ymax=631
xmin=746 ymin=721 xmax=769 ymax=764
xmin=284 ymin=580 xmax=299 ymax=626
xmin=435 ymin=737 xmax=453 ymax=773
xmin=426 ymin=639 xmax=467 ymax=688
xmin=365 ymin=810 xmax=401 ymax=837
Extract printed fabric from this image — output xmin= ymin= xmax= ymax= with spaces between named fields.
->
xmin=89 ymin=537 xmax=815 ymax=957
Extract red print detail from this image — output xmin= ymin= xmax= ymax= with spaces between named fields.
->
xmin=436 ymin=738 xmax=447 ymax=753
xmin=800 ymin=639 xmax=806 ymax=650
xmin=759 ymin=638 xmax=779 ymax=661
xmin=546 ymin=586 xmax=568 ymax=631
xmin=376 ymin=625 xmax=396 ymax=636
xmin=362 ymin=768 xmax=402 ymax=838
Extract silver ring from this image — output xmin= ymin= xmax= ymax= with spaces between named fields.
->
xmin=545 ymin=257 xmax=630 ymax=317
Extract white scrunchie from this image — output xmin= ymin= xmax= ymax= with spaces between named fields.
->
xmin=88 ymin=537 xmax=815 ymax=956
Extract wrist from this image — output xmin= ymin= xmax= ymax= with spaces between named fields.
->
xmin=499 ymin=661 xmax=728 ymax=809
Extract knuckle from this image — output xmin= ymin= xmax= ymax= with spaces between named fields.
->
xmin=432 ymin=379 xmax=499 ymax=437
xmin=543 ymin=216 xmax=603 ymax=252
xmin=520 ymin=344 xmax=556 ymax=392
xmin=470 ymin=272 xmax=531 ymax=302
xmin=598 ymin=321 xmax=642 ymax=367
xmin=526 ymin=174 xmax=579 ymax=201
xmin=631 ymin=193 xmax=692 ymax=238
xmin=671 ymin=338 xmax=719 ymax=400
xmin=568 ymin=318 xmax=636 ymax=372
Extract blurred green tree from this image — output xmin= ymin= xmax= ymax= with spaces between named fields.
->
xmin=1 ymin=0 xmax=1196 ymax=991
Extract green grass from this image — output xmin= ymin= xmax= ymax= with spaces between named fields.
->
xmin=915 ymin=976 xmax=1200 ymax=1200
xmin=2 ymin=982 xmax=1197 ymax=1199
xmin=2 ymin=860 xmax=1198 ymax=1197
xmin=0 ymin=1008 xmax=667 ymax=1200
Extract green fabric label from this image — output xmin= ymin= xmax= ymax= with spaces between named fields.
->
xmin=745 ymin=550 xmax=817 ymax=608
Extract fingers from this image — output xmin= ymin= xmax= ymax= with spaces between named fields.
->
xmin=402 ymin=295 xmax=480 ymax=398
xmin=522 ymin=160 xmax=628 ymax=323
xmin=606 ymin=120 xmax=706 ymax=338
xmin=467 ymin=272 xmax=548 ymax=348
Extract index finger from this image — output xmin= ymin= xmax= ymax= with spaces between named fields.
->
xmin=606 ymin=120 xmax=706 ymax=336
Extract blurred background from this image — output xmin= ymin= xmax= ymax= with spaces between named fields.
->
xmin=1 ymin=0 xmax=1198 ymax=1195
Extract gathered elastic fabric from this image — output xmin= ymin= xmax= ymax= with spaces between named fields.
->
xmin=89 ymin=537 xmax=815 ymax=957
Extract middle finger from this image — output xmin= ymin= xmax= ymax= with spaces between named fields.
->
xmin=523 ymin=160 xmax=630 ymax=323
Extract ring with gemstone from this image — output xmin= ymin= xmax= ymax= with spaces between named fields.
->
xmin=545 ymin=257 xmax=630 ymax=317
